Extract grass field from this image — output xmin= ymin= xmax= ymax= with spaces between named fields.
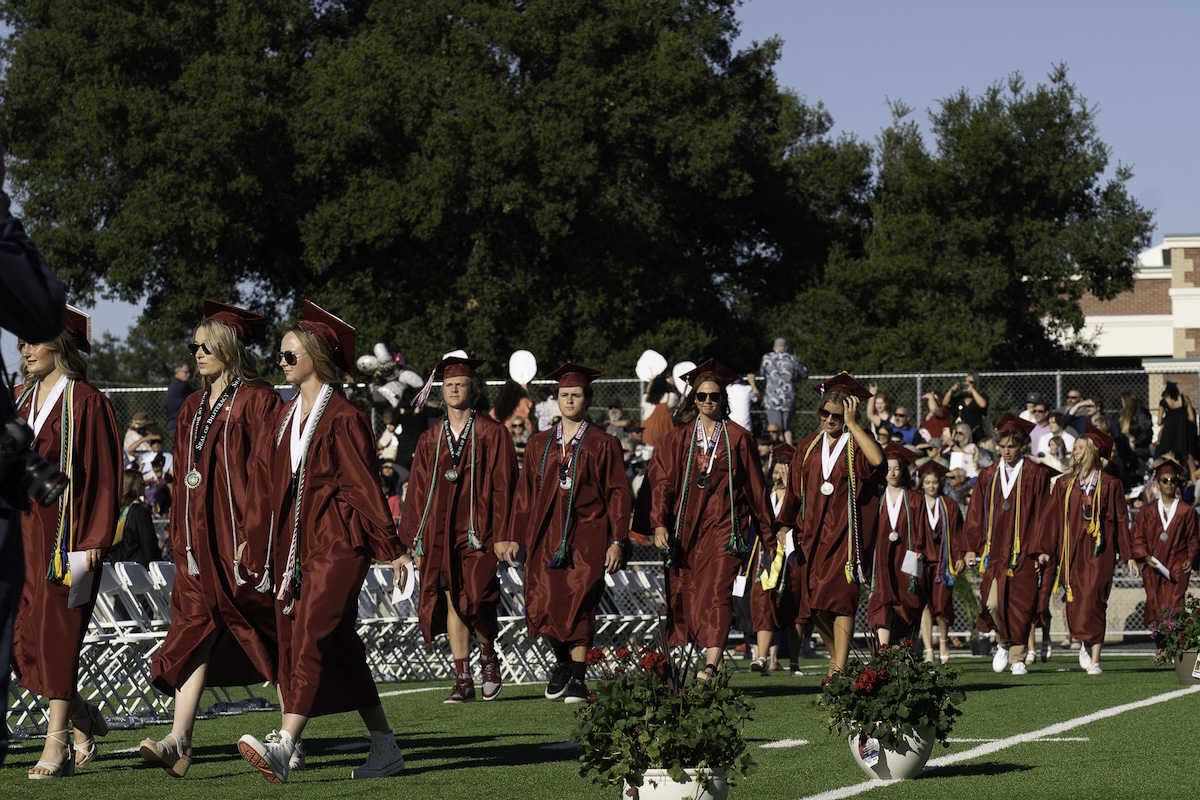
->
xmin=3 ymin=652 xmax=1195 ymax=799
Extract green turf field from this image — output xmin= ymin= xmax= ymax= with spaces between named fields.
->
xmin=4 ymin=653 xmax=1195 ymax=799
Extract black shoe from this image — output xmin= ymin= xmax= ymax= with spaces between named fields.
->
xmin=563 ymin=678 xmax=588 ymax=704
xmin=545 ymin=662 xmax=571 ymax=700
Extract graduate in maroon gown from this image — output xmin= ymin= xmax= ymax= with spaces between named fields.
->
xmin=141 ymin=301 xmax=280 ymax=778
xmin=750 ymin=444 xmax=806 ymax=676
xmin=963 ymin=413 xmax=1052 ymax=676
xmin=397 ymin=356 xmax=518 ymax=703
xmin=1131 ymin=459 xmax=1200 ymax=627
xmin=500 ymin=363 xmax=630 ymax=702
xmin=13 ymin=306 xmax=121 ymax=778
xmin=1040 ymin=425 xmax=1133 ymax=675
xmin=774 ymin=372 xmax=885 ymax=676
xmin=236 ymin=302 xmax=406 ymax=783
xmin=649 ymin=359 xmax=775 ymax=680
xmin=914 ymin=459 xmax=965 ymax=664
xmin=866 ymin=445 xmax=933 ymax=645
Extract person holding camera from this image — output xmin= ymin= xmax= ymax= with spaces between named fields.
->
xmin=0 ymin=164 xmax=66 ymax=769
xmin=13 ymin=307 xmax=123 ymax=777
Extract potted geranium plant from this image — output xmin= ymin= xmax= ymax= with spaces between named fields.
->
xmin=817 ymin=640 xmax=965 ymax=781
xmin=1149 ymin=593 xmax=1200 ymax=685
xmin=572 ymin=645 xmax=756 ymax=799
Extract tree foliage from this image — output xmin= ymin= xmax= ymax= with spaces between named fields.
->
xmin=1 ymin=0 xmax=869 ymax=378
xmin=774 ymin=66 xmax=1154 ymax=374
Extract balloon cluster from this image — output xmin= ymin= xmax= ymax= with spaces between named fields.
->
xmin=356 ymin=343 xmax=425 ymax=409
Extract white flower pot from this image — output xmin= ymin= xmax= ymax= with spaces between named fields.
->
xmin=621 ymin=767 xmax=729 ymax=799
xmin=848 ymin=725 xmax=936 ymax=781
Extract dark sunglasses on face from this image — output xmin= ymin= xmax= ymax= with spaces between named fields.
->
xmin=819 ymin=409 xmax=845 ymax=423
xmin=1159 ymin=477 xmax=1180 ymax=485
xmin=188 ymin=341 xmax=212 ymax=356
xmin=277 ymin=350 xmax=307 ymax=366
xmin=694 ymin=391 xmax=723 ymax=402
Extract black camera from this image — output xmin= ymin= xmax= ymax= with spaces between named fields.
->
xmin=0 ymin=416 xmax=69 ymax=507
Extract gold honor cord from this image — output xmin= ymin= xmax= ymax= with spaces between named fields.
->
xmin=46 ymin=382 xmax=76 ymax=585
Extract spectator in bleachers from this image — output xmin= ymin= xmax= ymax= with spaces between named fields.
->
xmin=123 ymin=410 xmax=158 ymax=468
xmin=919 ymin=390 xmax=949 ymax=443
xmin=1154 ymin=381 xmax=1197 ymax=473
xmin=107 ymin=468 xmax=162 ymax=568
xmin=1020 ymin=392 xmax=1043 ymax=423
xmin=13 ymin=305 xmax=122 ymax=777
xmin=943 ymin=466 xmax=972 ymax=515
xmin=641 ymin=371 xmax=678 ymax=450
xmin=1036 ymin=411 xmax=1076 ymax=457
xmin=865 ymin=385 xmax=893 ymax=434
xmin=164 ymin=361 xmax=197 ymax=444
xmin=889 ymin=405 xmax=923 ymax=446
xmin=142 ymin=301 xmax=282 ymax=779
xmin=1119 ymin=392 xmax=1154 ymax=459
xmin=1028 ymin=401 xmax=1051 ymax=451
xmin=725 ymin=373 xmax=755 ymax=432
xmin=943 ymin=372 xmax=990 ymax=443
xmin=236 ymin=301 xmax=407 ymax=782
xmin=750 ymin=337 xmax=806 ymax=445
xmin=137 ymin=434 xmax=172 ymax=481
xmin=499 ymin=363 xmax=630 ymax=703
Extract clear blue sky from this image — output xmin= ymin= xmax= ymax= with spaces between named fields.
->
xmin=6 ymin=0 xmax=1196 ymax=370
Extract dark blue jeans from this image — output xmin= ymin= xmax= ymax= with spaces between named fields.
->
xmin=0 ymin=509 xmax=22 ymax=766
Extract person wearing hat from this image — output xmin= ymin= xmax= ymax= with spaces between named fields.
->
xmin=140 ymin=301 xmax=282 ymax=778
xmin=648 ymin=358 xmax=775 ymax=680
xmin=914 ymin=460 xmax=965 ymax=664
xmin=1131 ymin=459 xmax=1199 ymax=631
xmin=13 ymin=305 xmax=123 ymax=777
xmin=236 ymin=302 xmax=407 ymax=783
xmin=123 ymin=409 xmax=158 ymax=466
xmin=749 ymin=337 xmax=807 ymax=446
xmin=866 ymin=444 xmax=934 ymax=648
xmin=962 ymin=412 xmax=1052 ymax=676
xmin=775 ymin=372 xmax=885 ymax=676
xmin=1037 ymin=424 xmax=1133 ymax=676
xmin=748 ymin=444 xmax=804 ymax=676
xmin=500 ymin=363 xmax=631 ymax=702
xmin=398 ymin=355 xmax=518 ymax=704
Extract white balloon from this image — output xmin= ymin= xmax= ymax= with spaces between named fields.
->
xmin=672 ymin=360 xmax=697 ymax=395
xmin=509 ymin=350 xmax=537 ymax=384
xmin=635 ymin=349 xmax=668 ymax=382
xmin=373 ymin=342 xmax=391 ymax=362
xmin=356 ymin=354 xmax=380 ymax=374
xmin=397 ymin=368 xmax=425 ymax=389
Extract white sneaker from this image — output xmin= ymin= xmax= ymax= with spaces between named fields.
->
xmin=991 ymin=645 xmax=1009 ymax=673
xmin=1078 ymin=644 xmax=1093 ymax=671
xmin=1024 ymin=649 xmax=1035 ymax=665
xmin=1086 ymin=664 xmax=1102 ymax=675
xmin=351 ymin=731 xmax=405 ymax=779
xmin=239 ymin=732 xmax=292 ymax=784
xmin=1010 ymin=662 xmax=1028 ymax=676
xmin=265 ymin=730 xmax=305 ymax=771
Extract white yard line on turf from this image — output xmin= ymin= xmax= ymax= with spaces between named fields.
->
xmin=794 ymin=684 xmax=1200 ymax=800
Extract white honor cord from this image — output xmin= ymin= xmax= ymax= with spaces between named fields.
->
xmin=885 ymin=486 xmax=904 ymax=529
xmin=1158 ymin=497 xmax=1177 ymax=531
xmin=926 ymin=495 xmax=941 ymax=528
xmin=999 ymin=458 xmax=1023 ymax=499
xmin=820 ymin=431 xmax=849 ymax=481
xmin=290 ymin=384 xmax=332 ymax=473
xmin=29 ymin=375 xmax=69 ymax=439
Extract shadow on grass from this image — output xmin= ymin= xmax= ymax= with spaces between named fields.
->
xmin=927 ymin=762 xmax=1033 ymax=778
xmin=300 ymin=732 xmax=579 ymax=778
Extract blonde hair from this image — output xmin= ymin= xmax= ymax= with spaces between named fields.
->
xmin=815 ymin=389 xmax=854 ymax=418
xmin=287 ymin=325 xmax=341 ymax=387
xmin=194 ymin=319 xmax=263 ymax=388
xmin=18 ymin=330 xmax=87 ymax=382
xmin=1064 ymin=436 xmax=1102 ymax=485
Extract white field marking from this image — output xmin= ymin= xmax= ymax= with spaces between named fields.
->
xmin=948 ymin=737 xmax=1089 ymax=743
xmin=762 ymin=739 xmax=810 ymax=748
xmin=794 ymin=684 xmax=1200 ymax=800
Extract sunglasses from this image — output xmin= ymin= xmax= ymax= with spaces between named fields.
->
xmin=694 ymin=391 xmax=723 ymax=402
xmin=1033 ymin=408 xmax=1047 ymax=413
xmin=893 ymin=413 xmax=908 ymax=418
xmin=1158 ymin=477 xmax=1180 ymax=485
xmin=277 ymin=350 xmax=308 ymax=366
xmin=188 ymin=341 xmax=212 ymax=356
xmin=819 ymin=409 xmax=845 ymax=422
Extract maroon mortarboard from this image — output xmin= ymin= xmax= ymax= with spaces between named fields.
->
xmin=1081 ymin=423 xmax=1114 ymax=460
xmin=813 ymin=372 xmax=873 ymax=401
xmin=883 ymin=443 xmax=919 ymax=464
xmin=543 ymin=362 xmax=603 ymax=388
xmin=203 ymin=299 xmax=268 ymax=343
xmin=993 ymin=412 xmax=1036 ymax=438
xmin=681 ymin=358 xmax=738 ymax=386
xmin=299 ymin=300 xmax=355 ymax=377
xmin=435 ymin=356 xmax=486 ymax=380
xmin=1151 ymin=458 xmax=1184 ymax=478
xmin=772 ymin=443 xmax=796 ymax=464
xmin=64 ymin=304 xmax=92 ymax=354
xmin=916 ymin=459 xmax=949 ymax=478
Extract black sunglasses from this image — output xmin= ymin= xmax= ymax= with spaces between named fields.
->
xmin=694 ymin=391 xmax=723 ymax=402
xmin=819 ymin=408 xmax=845 ymax=422
xmin=277 ymin=350 xmax=307 ymax=365
xmin=188 ymin=341 xmax=212 ymax=356
xmin=1159 ymin=477 xmax=1180 ymax=485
